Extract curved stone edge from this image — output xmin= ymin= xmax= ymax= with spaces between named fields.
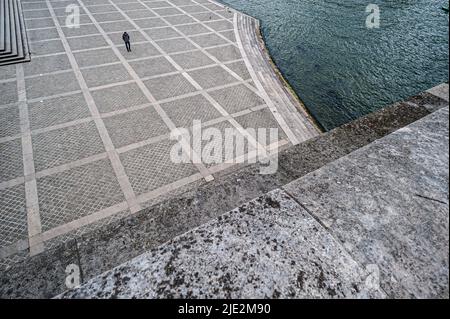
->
xmin=233 ymin=12 xmax=322 ymax=145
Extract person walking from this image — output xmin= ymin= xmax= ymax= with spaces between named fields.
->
xmin=122 ymin=32 xmax=131 ymax=52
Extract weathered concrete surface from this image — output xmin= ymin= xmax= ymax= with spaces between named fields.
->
xmin=284 ymin=107 xmax=449 ymax=298
xmin=58 ymin=190 xmax=385 ymax=299
xmin=0 ymin=91 xmax=442 ymax=298
xmin=59 ymin=106 xmax=448 ymax=299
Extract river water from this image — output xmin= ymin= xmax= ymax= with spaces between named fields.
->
xmin=218 ymin=0 xmax=449 ymax=130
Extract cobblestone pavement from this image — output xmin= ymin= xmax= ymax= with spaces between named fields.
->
xmin=0 ymin=0 xmax=316 ymax=265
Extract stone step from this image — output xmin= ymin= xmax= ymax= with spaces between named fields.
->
xmin=0 ymin=0 xmax=31 ymax=66
xmin=0 ymin=0 xmax=7 ymax=52
xmin=0 ymin=0 xmax=19 ymax=59
xmin=1 ymin=0 xmax=21 ymax=59
xmin=1 ymin=84 xmax=447 ymax=298
xmin=0 ymin=0 xmax=13 ymax=55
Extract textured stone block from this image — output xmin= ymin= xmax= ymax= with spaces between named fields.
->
xmin=0 ymin=65 xmax=17 ymax=81
xmin=120 ymin=138 xmax=198 ymax=195
xmin=37 ymin=159 xmax=125 ymax=231
xmin=155 ymin=38 xmax=196 ymax=53
xmin=124 ymin=10 xmax=155 ymax=20
xmin=0 ymin=139 xmax=23 ymax=183
xmin=209 ymin=84 xmax=265 ymax=113
xmin=235 ymin=107 xmax=287 ymax=142
xmin=74 ymin=48 xmax=118 ymax=67
xmin=207 ymin=44 xmax=241 ymax=63
xmin=180 ymin=5 xmax=209 ymax=14
xmin=129 ymin=56 xmax=176 ymax=78
xmin=28 ymin=28 xmax=59 ymax=42
xmin=134 ymin=17 xmax=168 ymax=29
xmin=225 ymin=60 xmax=251 ymax=80
xmin=82 ymin=63 xmax=131 ymax=88
xmin=0 ymin=82 xmax=18 ymax=106
xmin=62 ymin=24 xmax=100 ymax=38
xmin=189 ymin=33 xmax=228 ymax=48
xmin=91 ymin=82 xmax=148 ymax=113
xmin=170 ymin=49 xmax=214 ymax=69
xmin=144 ymin=73 xmax=197 ymax=100
xmin=204 ymin=19 xmax=233 ymax=32
xmin=0 ymin=105 xmax=20 ymax=141
xmin=160 ymin=94 xmax=221 ymax=127
xmin=99 ymin=21 xmax=135 ymax=33
xmin=86 ymin=4 xmax=117 ymax=14
xmin=25 ymin=18 xmax=55 ymax=29
xmin=103 ymin=107 xmax=169 ymax=148
xmin=24 ymin=54 xmax=71 ymax=76
xmin=67 ymin=35 xmax=108 ymax=51
xmin=92 ymin=12 xmax=125 ymax=23
xmin=29 ymin=39 xmax=65 ymax=56
xmin=188 ymin=65 xmax=237 ymax=89
xmin=0 ymin=185 xmax=27 ymax=249
xmin=175 ymin=23 xmax=210 ymax=36
xmin=32 ymin=121 xmax=105 ymax=171
xmin=153 ymin=7 xmax=183 ymax=16
xmin=119 ymin=42 xmax=160 ymax=60
xmin=190 ymin=12 xmax=222 ymax=22
xmin=25 ymin=72 xmax=80 ymax=99
xmin=163 ymin=14 xmax=196 ymax=25
xmin=144 ymin=27 xmax=181 ymax=41
xmin=28 ymin=93 xmax=91 ymax=130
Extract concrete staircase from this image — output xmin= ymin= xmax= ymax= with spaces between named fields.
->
xmin=0 ymin=0 xmax=30 ymax=66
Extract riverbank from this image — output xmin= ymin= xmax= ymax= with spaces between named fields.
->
xmin=216 ymin=0 xmax=449 ymax=130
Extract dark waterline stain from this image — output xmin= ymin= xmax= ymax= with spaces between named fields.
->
xmin=218 ymin=0 xmax=449 ymax=130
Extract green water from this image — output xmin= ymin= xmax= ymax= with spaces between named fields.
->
xmin=218 ymin=0 xmax=449 ymax=130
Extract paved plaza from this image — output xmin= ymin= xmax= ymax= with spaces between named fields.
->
xmin=0 ymin=0 xmax=318 ymax=265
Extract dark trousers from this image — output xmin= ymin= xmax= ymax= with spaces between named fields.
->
xmin=125 ymin=41 xmax=131 ymax=52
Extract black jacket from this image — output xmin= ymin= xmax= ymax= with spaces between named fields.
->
xmin=122 ymin=32 xmax=130 ymax=42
